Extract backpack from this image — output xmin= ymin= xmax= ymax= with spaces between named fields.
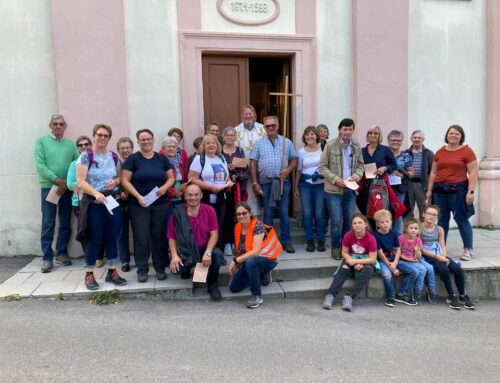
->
xmin=86 ymin=148 xmax=118 ymax=168
xmin=367 ymin=177 xmax=390 ymax=218
xmin=198 ymin=153 xmax=226 ymax=181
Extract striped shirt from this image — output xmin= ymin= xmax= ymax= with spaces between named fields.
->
xmin=411 ymin=150 xmax=423 ymax=179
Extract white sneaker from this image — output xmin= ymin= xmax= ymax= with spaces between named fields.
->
xmin=460 ymin=248 xmax=474 ymax=261
xmin=224 ymin=243 xmax=233 ymax=256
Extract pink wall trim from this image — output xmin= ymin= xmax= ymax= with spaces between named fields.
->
xmin=353 ymin=0 xmax=409 ymax=145
xmin=177 ymin=0 xmax=201 ymax=31
xmin=296 ymin=0 xmax=316 ymax=35
xmin=52 ymin=0 xmax=129 ymax=146
xmin=178 ymin=33 xmax=316 ymax=152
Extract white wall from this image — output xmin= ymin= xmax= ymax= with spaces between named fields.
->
xmin=315 ymin=0 xmax=353 ymax=136
xmin=0 ymin=1 xmax=59 ymax=256
xmin=124 ymin=0 xmax=182 ymax=150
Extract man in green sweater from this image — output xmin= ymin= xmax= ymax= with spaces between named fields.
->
xmin=34 ymin=114 xmax=79 ymax=272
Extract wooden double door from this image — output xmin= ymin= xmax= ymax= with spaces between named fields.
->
xmin=202 ymin=55 xmax=292 ymax=134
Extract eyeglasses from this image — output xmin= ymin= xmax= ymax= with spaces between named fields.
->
xmin=389 ymin=139 xmax=402 ymax=143
xmin=264 ymin=124 xmax=277 ymax=128
xmin=52 ymin=122 xmax=65 ymax=126
xmin=139 ymin=138 xmax=153 ymax=142
xmin=96 ymin=133 xmax=110 ymax=138
xmin=236 ymin=211 xmax=249 ymax=217
xmin=425 ymin=212 xmax=438 ymax=217
xmin=77 ymin=142 xmax=90 ymax=148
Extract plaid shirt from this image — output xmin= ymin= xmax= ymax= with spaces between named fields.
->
xmin=250 ymin=135 xmax=297 ymax=183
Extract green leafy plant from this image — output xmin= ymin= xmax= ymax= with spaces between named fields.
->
xmin=90 ymin=290 xmax=121 ymax=306
xmin=4 ymin=294 xmax=20 ymax=302
xmin=56 ymin=292 xmax=64 ymax=301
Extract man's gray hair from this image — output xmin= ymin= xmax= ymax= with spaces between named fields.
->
xmin=387 ymin=130 xmax=404 ymax=140
xmin=50 ymin=114 xmax=65 ymax=124
xmin=222 ymin=126 xmax=236 ymax=136
xmin=410 ymin=129 xmax=425 ymax=138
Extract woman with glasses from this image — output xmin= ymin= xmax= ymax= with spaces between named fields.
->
xmin=121 ymin=129 xmax=175 ymax=283
xmin=228 ymin=202 xmax=282 ymax=309
xmin=76 ymin=124 xmax=126 ymax=290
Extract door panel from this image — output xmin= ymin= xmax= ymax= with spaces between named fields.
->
xmin=202 ymin=56 xmax=248 ymax=130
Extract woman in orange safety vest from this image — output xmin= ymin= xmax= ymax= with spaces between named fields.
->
xmin=228 ymin=202 xmax=282 ymax=309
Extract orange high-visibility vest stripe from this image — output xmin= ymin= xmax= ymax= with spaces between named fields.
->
xmin=234 ymin=219 xmax=282 ymax=261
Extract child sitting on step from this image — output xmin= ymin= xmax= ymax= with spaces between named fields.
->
xmin=372 ymin=209 xmax=419 ymax=307
xmin=420 ymin=204 xmax=475 ymax=310
xmin=322 ymin=213 xmax=377 ymax=312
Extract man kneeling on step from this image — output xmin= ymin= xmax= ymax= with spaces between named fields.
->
xmin=168 ymin=184 xmax=224 ymax=301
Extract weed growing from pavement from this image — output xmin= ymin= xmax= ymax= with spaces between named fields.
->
xmin=90 ymin=290 xmax=121 ymax=306
xmin=4 ymin=294 xmax=20 ymax=302
xmin=56 ymin=292 xmax=64 ymax=301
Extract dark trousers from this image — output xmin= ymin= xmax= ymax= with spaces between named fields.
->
xmin=222 ymin=189 xmax=236 ymax=246
xmin=118 ymin=209 xmax=131 ymax=264
xmin=179 ymin=246 xmax=224 ymax=288
xmin=327 ymin=262 xmax=374 ymax=298
xmin=423 ymin=255 xmax=465 ymax=296
xmin=129 ymin=203 xmax=169 ymax=274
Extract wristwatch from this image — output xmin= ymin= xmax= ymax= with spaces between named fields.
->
xmin=205 ymin=252 xmax=212 ymax=257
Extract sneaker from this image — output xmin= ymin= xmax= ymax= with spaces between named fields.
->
xmin=385 ymin=296 xmax=396 ymax=308
xmin=224 ymin=243 xmax=233 ymax=256
xmin=427 ymin=291 xmax=438 ymax=305
xmin=414 ymin=292 xmax=423 ymax=305
xmin=96 ymin=258 xmax=106 ymax=268
xmin=247 ymin=295 xmax=263 ymax=309
xmin=85 ymin=272 xmax=99 ymax=290
xmin=317 ymin=240 xmax=326 ymax=252
xmin=447 ymin=295 xmax=461 ymax=310
xmin=460 ymin=248 xmax=474 ymax=261
xmin=121 ymin=263 xmax=130 ymax=272
xmin=306 ymin=240 xmax=315 ymax=252
xmin=55 ymin=254 xmax=72 ymax=266
xmin=260 ymin=271 xmax=272 ymax=286
xmin=137 ymin=272 xmax=148 ymax=283
xmin=322 ymin=294 xmax=334 ymax=310
xmin=331 ymin=247 xmax=342 ymax=260
xmin=459 ymin=295 xmax=475 ymax=310
xmin=41 ymin=260 xmax=54 ymax=273
xmin=156 ymin=270 xmax=167 ymax=281
xmin=341 ymin=295 xmax=353 ymax=311
xmin=208 ymin=286 xmax=222 ymax=301
xmin=105 ymin=269 xmax=127 ymax=286
xmin=283 ymin=243 xmax=295 ymax=253
xmin=395 ymin=293 xmax=417 ymax=306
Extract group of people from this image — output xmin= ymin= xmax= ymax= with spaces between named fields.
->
xmin=35 ymin=109 xmax=478 ymax=309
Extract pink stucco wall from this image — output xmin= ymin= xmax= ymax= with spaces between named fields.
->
xmin=52 ymin=0 xmax=129 ymax=146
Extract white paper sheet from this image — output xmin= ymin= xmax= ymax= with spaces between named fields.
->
xmin=192 ymin=262 xmax=209 ymax=283
xmin=344 ymin=180 xmax=359 ymax=190
xmin=143 ymin=186 xmax=160 ymax=207
xmin=364 ymin=163 xmax=377 ymax=179
xmin=45 ymin=185 xmax=61 ymax=205
xmin=104 ymin=195 xmax=119 ymax=215
xmin=389 ymin=175 xmax=402 ymax=185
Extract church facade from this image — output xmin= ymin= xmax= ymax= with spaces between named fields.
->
xmin=1 ymin=0 xmax=500 ymax=255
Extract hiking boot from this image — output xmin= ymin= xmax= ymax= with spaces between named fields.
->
xmin=247 ymin=295 xmax=263 ymax=309
xmin=427 ymin=291 xmax=438 ymax=305
xmin=414 ymin=292 xmax=423 ymax=305
xmin=55 ymin=254 xmax=72 ymax=266
xmin=395 ymin=293 xmax=417 ymax=306
xmin=331 ymin=247 xmax=342 ymax=260
xmin=322 ymin=294 xmax=334 ymax=310
xmin=137 ymin=272 xmax=148 ymax=283
xmin=317 ymin=240 xmax=326 ymax=252
xmin=385 ymin=296 xmax=396 ymax=308
xmin=105 ymin=269 xmax=127 ymax=286
xmin=460 ymin=248 xmax=474 ymax=261
xmin=41 ymin=260 xmax=54 ymax=273
xmin=260 ymin=271 xmax=272 ymax=286
xmin=208 ymin=286 xmax=222 ymax=301
xmin=96 ymin=258 xmax=106 ymax=268
xmin=283 ymin=243 xmax=295 ymax=253
xmin=121 ymin=263 xmax=130 ymax=272
xmin=224 ymin=243 xmax=233 ymax=256
xmin=459 ymin=295 xmax=475 ymax=310
xmin=85 ymin=272 xmax=99 ymax=290
xmin=342 ymin=295 xmax=353 ymax=311
xmin=156 ymin=270 xmax=167 ymax=281
xmin=447 ymin=295 xmax=461 ymax=310
xmin=306 ymin=240 xmax=315 ymax=252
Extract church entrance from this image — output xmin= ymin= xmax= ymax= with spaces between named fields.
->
xmin=202 ymin=55 xmax=293 ymax=139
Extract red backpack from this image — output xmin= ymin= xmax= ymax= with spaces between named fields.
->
xmin=367 ymin=177 xmax=390 ymax=219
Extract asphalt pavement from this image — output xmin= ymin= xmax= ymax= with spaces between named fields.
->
xmin=1 ymin=296 xmax=499 ymax=382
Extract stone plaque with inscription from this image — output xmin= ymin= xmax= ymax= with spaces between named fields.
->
xmin=216 ymin=0 xmax=280 ymax=26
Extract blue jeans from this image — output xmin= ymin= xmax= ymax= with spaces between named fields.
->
xmin=379 ymin=260 xmax=419 ymax=296
xmin=299 ymin=180 xmax=326 ymax=241
xmin=85 ymin=202 xmax=121 ymax=268
xmin=262 ymin=181 xmax=292 ymax=244
xmin=402 ymin=259 xmax=433 ymax=294
xmin=117 ymin=209 xmax=130 ymax=264
xmin=326 ymin=189 xmax=356 ymax=249
xmin=419 ymin=257 xmax=436 ymax=293
xmin=393 ymin=191 xmax=405 ymax=235
xmin=40 ymin=188 xmax=73 ymax=261
xmin=435 ymin=192 xmax=473 ymax=249
xmin=229 ymin=257 xmax=278 ymax=296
